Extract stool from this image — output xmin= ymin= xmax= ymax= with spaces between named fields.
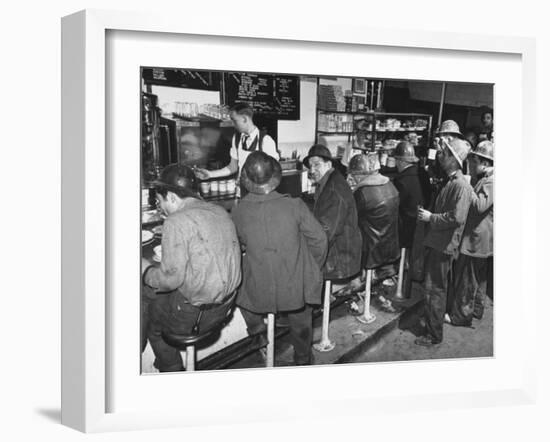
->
xmin=266 ymin=313 xmax=275 ymax=367
xmin=162 ymin=294 xmax=235 ymax=371
xmin=313 ymin=280 xmax=335 ymax=352
xmin=395 ymin=248 xmax=408 ymax=300
xmin=357 ymin=269 xmax=376 ymax=324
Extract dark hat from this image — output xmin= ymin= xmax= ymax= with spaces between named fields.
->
xmin=151 ymin=163 xmax=198 ymax=198
xmin=241 ymin=151 xmax=282 ymax=195
xmin=394 ymin=141 xmax=419 ymax=163
xmin=303 ymin=144 xmax=333 ymax=169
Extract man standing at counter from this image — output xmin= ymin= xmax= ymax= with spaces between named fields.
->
xmin=195 ymin=103 xmax=280 ymax=181
xmin=303 ymin=144 xmax=362 ymax=282
xmin=415 ymin=138 xmax=472 ymax=347
xmin=141 ymin=164 xmax=242 ymax=372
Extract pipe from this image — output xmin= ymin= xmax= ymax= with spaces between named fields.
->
xmin=313 ymin=280 xmax=336 ymax=352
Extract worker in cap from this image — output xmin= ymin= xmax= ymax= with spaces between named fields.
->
xmin=448 ymin=140 xmax=494 ymax=326
xmin=141 ymin=163 xmax=242 ymax=372
xmin=303 ymin=144 xmax=362 ymax=281
xmin=414 ymin=138 xmax=472 ymax=346
xmin=232 ymin=151 xmax=327 ymax=365
xmin=348 ymin=153 xmax=400 ymax=285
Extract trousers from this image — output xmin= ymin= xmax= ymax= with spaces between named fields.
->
xmin=141 ymin=285 xmax=232 ymax=372
xmin=239 ymin=305 xmax=313 ymax=365
xmin=449 ymin=253 xmax=488 ymax=325
xmin=422 ymin=247 xmax=454 ymax=343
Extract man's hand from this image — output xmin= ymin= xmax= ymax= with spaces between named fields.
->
xmin=194 ymin=167 xmax=210 ymax=180
xmin=417 ymin=208 xmax=432 ymax=223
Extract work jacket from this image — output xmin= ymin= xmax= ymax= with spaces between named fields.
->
xmin=423 ymin=170 xmax=471 ymax=257
xmin=144 ymin=198 xmax=242 ymax=305
xmin=353 ymin=173 xmax=401 ymax=269
xmin=232 ymin=191 xmax=328 ymax=313
xmin=460 ymin=170 xmax=493 ymax=257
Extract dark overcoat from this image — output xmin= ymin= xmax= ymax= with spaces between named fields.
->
xmin=393 ymin=165 xmax=427 ymax=248
xmin=313 ymin=169 xmax=362 ymax=280
xmin=353 ymin=173 xmax=401 ymax=269
xmin=232 ymin=191 xmax=328 ymax=313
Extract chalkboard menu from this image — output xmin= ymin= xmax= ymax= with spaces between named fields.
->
xmin=142 ymin=68 xmax=221 ymax=91
xmin=224 ymin=73 xmax=300 ymax=120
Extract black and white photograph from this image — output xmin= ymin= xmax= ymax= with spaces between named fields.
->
xmin=140 ymin=67 xmax=494 ymax=373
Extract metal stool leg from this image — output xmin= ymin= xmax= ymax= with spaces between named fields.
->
xmin=266 ymin=313 xmax=275 ymax=367
xmin=357 ymin=269 xmax=376 ymax=324
xmin=186 ymin=345 xmax=195 ymax=371
xmin=313 ymin=280 xmax=335 ymax=352
xmin=395 ymin=248 xmax=407 ymax=299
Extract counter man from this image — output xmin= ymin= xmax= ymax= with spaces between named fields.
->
xmin=195 ymin=103 xmax=280 ymax=181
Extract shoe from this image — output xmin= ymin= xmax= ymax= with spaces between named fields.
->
xmin=414 ymin=335 xmax=441 ymax=347
xmin=382 ymin=276 xmax=397 ymax=287
xmin=444 ymin=313 xmax=451 ymax=324
xmin=346 ymin=299 xmax=362 ymax=316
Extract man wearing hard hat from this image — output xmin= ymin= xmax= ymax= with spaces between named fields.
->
xmin=415 ymin=137 xmax=472 ymax=346
xmin=447 ymin=141 xmax=494 ymax=326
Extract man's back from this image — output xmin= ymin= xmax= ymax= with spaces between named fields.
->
xmin=149 ymin=199 xmax=242 ymax=305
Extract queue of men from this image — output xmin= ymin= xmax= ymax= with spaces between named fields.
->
xmin=141 ymin=104 xmax=494 ymax=371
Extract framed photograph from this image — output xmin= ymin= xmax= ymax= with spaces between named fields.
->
xmin=62 ymin=9 xmax=537 ymax=433
xmin=352 ymin=78 xmax=366 ymax=94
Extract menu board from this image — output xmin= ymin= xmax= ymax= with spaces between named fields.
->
xmin=142 ymin=68 xmax=221 ymax=91
xmin=224 ymin=73 xmax=300 ymax=120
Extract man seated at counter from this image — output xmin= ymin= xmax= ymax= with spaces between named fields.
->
xmin=141 ymin=164 xmax=242 ymax=372
xmin=303 ymin=144 xmax=362 ymax=283
xmin=195 ymin=103 xmax=280 ymax=182
xmin=232 ymin=152 xmax=327 ymax=366
xmin=347 ymin=153 xmax=400 ymax=285
xmin=393 ymin=141 xmax=428 ymax=251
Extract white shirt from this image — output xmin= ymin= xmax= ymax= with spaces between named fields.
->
xmin=230 ymin=126 xmax=279 ymax=173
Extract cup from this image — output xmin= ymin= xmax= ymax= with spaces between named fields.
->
xmin=200 ymin=181 xmax=210 ymax=196
xmin=227 ymin=178 xmax=236 ymax=196
xmin=219 ymin=180 xmax=228 ymax=196
xmin=210 ymin=180 xmax=219 ymax=196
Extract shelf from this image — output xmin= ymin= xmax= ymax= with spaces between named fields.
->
xmin=317 ymin=130 xmax=354 ymax=135
xmin=170 ymin=113 xmax=233 ymax=125
xmin=317 ymin=109 xmax=355 ymax=114
xmin=375 ymin=128 xmax=428 ymax=132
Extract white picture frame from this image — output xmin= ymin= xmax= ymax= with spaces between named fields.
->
xmin=61 ymin=9 xmax=537 ymax=433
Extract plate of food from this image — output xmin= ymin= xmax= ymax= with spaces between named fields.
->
xmin=141 ymin=230 xmax=154 ymax=244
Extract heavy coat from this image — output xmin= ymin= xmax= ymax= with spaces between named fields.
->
xmin=459 ymin=170 xmax=493 ymax=257
xmin=353 ymin=173 xmax=401 ymax=269
xmin=313 ymin=169 xmax=362 ymax=280
xmin=423 ymin=170 xmax=471 ymax=257
xmin=393 ymin=165 xmax=427 ymax=248
xmin=232 ymin=191 xmax=328 ymax=313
